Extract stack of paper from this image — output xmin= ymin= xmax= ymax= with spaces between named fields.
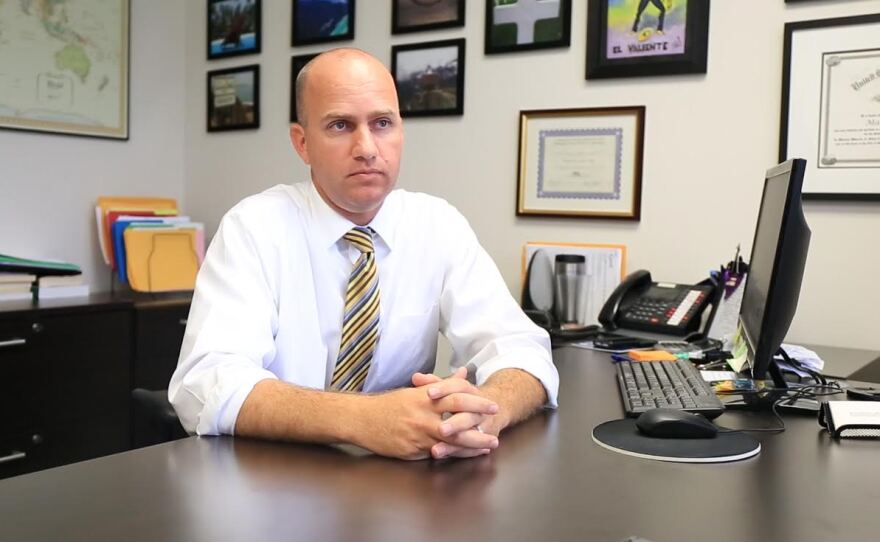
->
xmin=37 ymin=275 xmax=90 ymax=300
xmin=95 ymin=197 xmax=205 ymax=292
xmin=0 ymin=272 xmax=37 ymax=301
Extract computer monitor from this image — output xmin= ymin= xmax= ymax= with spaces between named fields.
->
xmin=738 ymin=158 xmax=811 ymax=388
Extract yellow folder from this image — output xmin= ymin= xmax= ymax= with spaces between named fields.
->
xmin=124 ymin=227 xmax=199 ymax=292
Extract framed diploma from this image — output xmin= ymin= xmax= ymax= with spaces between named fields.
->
xmin=780 ymin=14 xmax=880 ymax=200
xmin=516 ymin=107 xmax=645 ymax=220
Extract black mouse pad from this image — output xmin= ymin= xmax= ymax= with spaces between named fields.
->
xmin=592 ymin=419 xmax=761 ymax=463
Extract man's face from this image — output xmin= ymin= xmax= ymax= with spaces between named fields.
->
xmin=290 ymin=55 xmax=404 ymax=225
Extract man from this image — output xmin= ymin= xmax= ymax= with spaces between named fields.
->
xmin=632 ymin=0 xmax=666 ymax=34
xmin=169 ymin=49 xmax=558 ymax=460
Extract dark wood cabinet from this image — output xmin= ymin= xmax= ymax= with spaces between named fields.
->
xmin=132 ymin=300 xmax=189 ymax=390
xmin=0 ymin=293 xmax=190 ymax=480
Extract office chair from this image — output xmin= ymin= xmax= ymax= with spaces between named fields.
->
xmin=131 ymin=388 xmax=188 ymax=449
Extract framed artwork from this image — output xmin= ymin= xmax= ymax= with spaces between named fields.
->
xmin=586 ymin=0 xmax=710 ymax=79
xmin=207 ymin=65 xmax=260 ymax=132
xmin=207 ymin=0 xmax=261 ymax=60
xmin=290 ymin=53 xmax=320 ymax=123
xmin=392 ymin=0 xmax=465 ymax=34
xmin=291 ymin=0 xmax=355 ymax=46
xmin=391 ymin=39 xmax=465 ymax=117
xmin=516 ymin=107 xmax=645 ymax=220
xmin=485 ymin=0 xmax=572 ymax=54
xmin=779 ymin=14 xmax=880 ymax=200
xmin=0 ymin=0 xmax=130 ymax=140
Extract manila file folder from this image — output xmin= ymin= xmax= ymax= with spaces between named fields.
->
xmin=125 ymin=228 xmax=199 ymax=292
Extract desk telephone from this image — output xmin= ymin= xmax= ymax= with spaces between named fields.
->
xmin=598 ymin=270 xmax=716 ymax=337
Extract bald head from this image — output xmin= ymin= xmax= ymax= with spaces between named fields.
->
xmin=295 ymin=48 xmax=398 ymax=126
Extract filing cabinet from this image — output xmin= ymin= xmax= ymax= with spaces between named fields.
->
xmin=0 ymin=298 xmax=131 ymax=479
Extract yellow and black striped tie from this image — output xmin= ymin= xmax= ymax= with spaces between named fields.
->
xmin=331 ymin=227 xmax=380 ymax=392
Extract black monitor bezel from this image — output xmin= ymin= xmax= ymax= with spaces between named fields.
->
xmin=740 ymin=159 xmax=809 ymax=383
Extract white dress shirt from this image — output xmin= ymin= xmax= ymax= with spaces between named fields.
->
xmin=169 ymin=182 xmax=558 ymax=435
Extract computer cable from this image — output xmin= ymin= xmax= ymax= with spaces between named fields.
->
xmin=715 ymin=382 xmax=843 ymax=435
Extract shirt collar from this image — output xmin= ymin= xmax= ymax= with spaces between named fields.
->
xmin=307 ymin=181 xmax=399 ymax=251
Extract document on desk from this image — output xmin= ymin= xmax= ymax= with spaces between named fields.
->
xmin=522 ymin=242 xmax=626 ymax=326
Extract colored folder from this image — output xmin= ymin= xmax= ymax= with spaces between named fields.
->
xmin=124 ymin=228 xmax=200 ymax=292
xmin=96 ymin=197 xmax=177 ymax=265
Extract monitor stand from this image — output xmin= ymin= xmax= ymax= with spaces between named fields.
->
xmin=721 ymin=359 xmax=790 ymax=411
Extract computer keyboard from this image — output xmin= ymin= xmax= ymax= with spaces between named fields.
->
xmin=616 ymin=359 xmax=725 ymax=419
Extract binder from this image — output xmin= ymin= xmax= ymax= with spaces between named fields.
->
xmin=124 ymin=228 xmax=200 ymax=292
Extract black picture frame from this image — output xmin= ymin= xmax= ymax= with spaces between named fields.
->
xmin=485 ymin=0 xmax=572 ymax=55
xmin=392 ymin=0 xmax=465 ymax=35
xmin=391 ymin=38 xmax=466 ymax=117
xmin=207 ymin=0 xmax=261 ymax=60
xmin=291 ymin=0 xmax=355 ymax=46
xmin=207 ymin=65 xmax=260 ymax=132
xmin=290 ymin=53 xmax=320 ymax=123
xmin=779 ymin=14 xmax=880 ymax=201
xmin=586 ymin=0 xmax=709 ymax=79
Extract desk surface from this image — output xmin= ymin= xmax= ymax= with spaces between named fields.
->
xmin=2 ymin=348 xmax=879 ymax=542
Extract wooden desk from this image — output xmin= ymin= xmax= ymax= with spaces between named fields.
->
xmin=1 ymin=348 xmax=878 ymax=542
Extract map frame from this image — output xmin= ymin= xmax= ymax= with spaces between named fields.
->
xmin=0 ymin=0 xmax=130 ymax=140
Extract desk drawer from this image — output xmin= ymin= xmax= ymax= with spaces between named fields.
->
xmin=0 ymin=427 xmax=48 ymax=480
xmin=0 ymin=318 xmax=48 ymax=432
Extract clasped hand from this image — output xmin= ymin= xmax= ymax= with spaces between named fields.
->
xmin=362 ymin=367 xmax=501 ymax=460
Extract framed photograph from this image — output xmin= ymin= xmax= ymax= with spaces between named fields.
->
xmin=208 ymin=0 xmax=261 ymax=60
xmin=516 ymin=107 xmax=645 ymax=220
xmin=391 ymin=39 xmax=465 ymax=117
xmin=207 ymin=65 xmax=260 ymax=132
xmin=292 ymin=0 xmax=355 ymax=46
xmin=290 ymin=53 xmax=320 ymax=123
xmin=0 ymin=0 xmax=130 ymax=140
xmin=780 ymin=14 xmax=880 ymax=200
xmin=485 ymin=0 xmax=572 ymax=54
xmin=392 ymin=0 xmax=465 ymax=34
xmin=586 ymin=0 xmax=709 ymax=79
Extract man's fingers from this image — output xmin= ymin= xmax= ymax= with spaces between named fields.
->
xmin=411 ymin=367 xmax=467 ymax=388
xmin=431 ymin=442 xmax=493 ymax=460
xmin=438 ymin=412 xmax=484 ymax=437
xmin=411 ymin=372 xmax=442 ymax=387
xmin=441 ymin=428 xmax=499 ymax=451
xmin=433 ymin=392 xmax=498 ymax=415
xmin=426 ymin=377 xmax=481 ymax=400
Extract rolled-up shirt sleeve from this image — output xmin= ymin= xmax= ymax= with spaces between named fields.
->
xmin=169 ymin=209 xmax=280 ymax=435
xmin=438 ymin=206 xmax=559 ymax=408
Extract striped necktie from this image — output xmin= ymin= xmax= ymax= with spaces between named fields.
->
xmin=331 ymin=227 xmax=380 ymax=392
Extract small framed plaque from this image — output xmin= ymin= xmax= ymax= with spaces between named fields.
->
xmin=516 ymin=107 xmax=645 ymax=220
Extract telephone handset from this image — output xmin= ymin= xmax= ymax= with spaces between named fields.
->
xmin=598 ymin=270 xmax=716 ymax=337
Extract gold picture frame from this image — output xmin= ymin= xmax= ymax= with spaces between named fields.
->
xmin=516 ymin=107 xmax=645 ymax=220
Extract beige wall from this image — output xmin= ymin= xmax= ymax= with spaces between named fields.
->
xmin=0 ymin=0 xmax=186 ymax=289
xmin=184 ymin=0 xmax=880 ymax=350
xmin=5 ymin=1 xmax=874 ymax=350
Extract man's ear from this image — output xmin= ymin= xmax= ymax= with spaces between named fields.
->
xmin=289 ymin=123 xmax=310 ymax=165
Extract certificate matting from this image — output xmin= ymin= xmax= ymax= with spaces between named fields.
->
xmin=780 ymin=14 xmax=880 ymax=200
xmin=517 ymin=107 xmax=644 ymax=219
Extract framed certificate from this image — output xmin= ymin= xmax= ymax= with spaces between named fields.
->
xmin=516 ymin=107 xmax=645 ymax=220
xmin=780 ymin=14 xmax=880 ymax=200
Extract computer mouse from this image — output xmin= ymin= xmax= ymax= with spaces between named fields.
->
xmin=636 ymin=408 xmax=718 ymax=439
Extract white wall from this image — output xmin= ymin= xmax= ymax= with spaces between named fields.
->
xmin=0 ymin=0 xmax=186 ymax=292
xmin=184 ymin=0 xmax=880 ymax=350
